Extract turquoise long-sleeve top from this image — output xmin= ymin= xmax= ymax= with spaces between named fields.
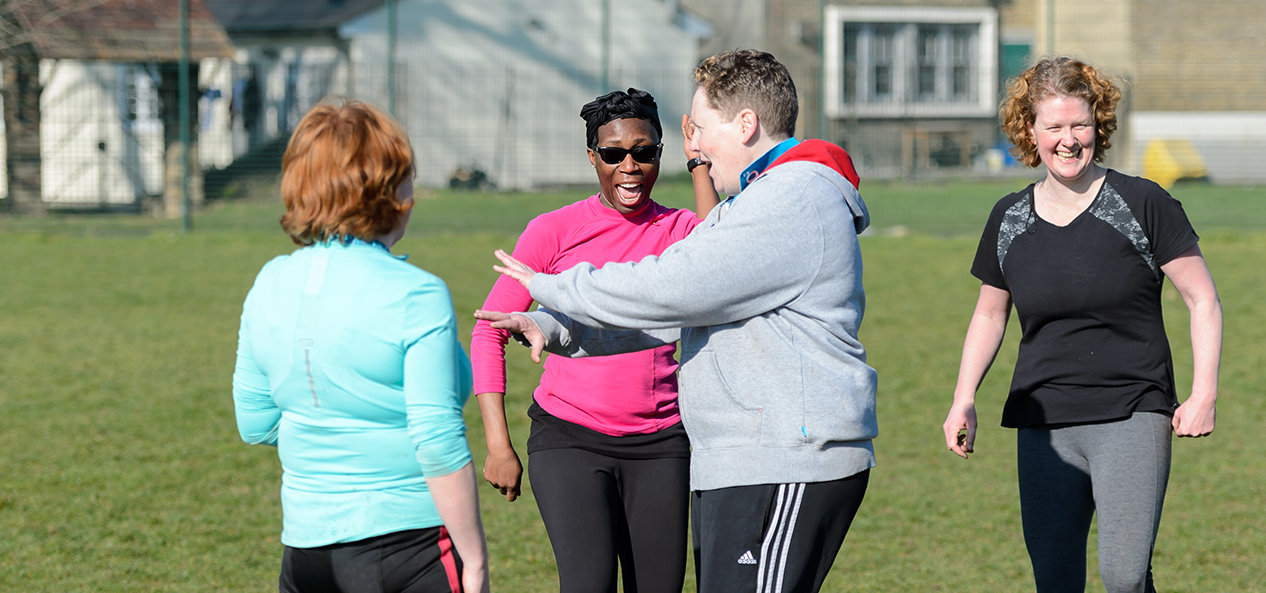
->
xmin=232 ymin=238 xmax=473 ymax=548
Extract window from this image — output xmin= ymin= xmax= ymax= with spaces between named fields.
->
xmin=123 ymin=64 xmax=161 ymax=133
xmin=825 ymin=7 xmax=997 ymax=118
xmin=871 ymin=24 xmax=896 ymax=100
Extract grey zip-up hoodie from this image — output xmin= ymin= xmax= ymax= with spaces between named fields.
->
xmin=525 ymin=140 xmax=877 ymax=491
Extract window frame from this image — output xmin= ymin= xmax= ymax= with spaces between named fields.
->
xmin=122 ymin=63 xmax=162 ymax=134
xmin=824 ymin=6 xmax=997 ymax=119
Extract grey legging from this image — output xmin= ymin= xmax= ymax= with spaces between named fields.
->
xmin=1017 ymin=411 xmax=1172 ymax=593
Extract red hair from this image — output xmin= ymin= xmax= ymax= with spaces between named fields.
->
xmin=1000 ymin=57 xmax=1123 ymax=168
xmin=280 ymin=99 xmax=415 ymax=246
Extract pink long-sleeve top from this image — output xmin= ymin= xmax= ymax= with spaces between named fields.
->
xmin=471 ymin=194 xmax=701 ymax=436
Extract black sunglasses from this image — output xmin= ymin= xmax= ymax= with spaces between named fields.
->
xmin=594 ymin=144 xmax=662 ymax=165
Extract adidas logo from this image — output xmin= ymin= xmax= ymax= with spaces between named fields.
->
xmin=737 ymin=550 xmax=757 ymax=565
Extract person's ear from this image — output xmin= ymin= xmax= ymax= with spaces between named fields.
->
xmin=587 ymin=147 xmax=597 ymax=168
xmin=737 ymin=108 xmax=759 ymax=145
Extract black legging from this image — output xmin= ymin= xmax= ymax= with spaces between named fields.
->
xmin=528 ymin=447 xmax=690 ymax=593
xmin=279 ymin=527 xmax=462 ymax=593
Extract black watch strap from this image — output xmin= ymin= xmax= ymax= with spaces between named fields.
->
xmin=687 ymin=157 xmax=709 ymax=172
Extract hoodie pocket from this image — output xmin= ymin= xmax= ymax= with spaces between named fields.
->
xmin=678 ymin=350 xmax=761 ymax=450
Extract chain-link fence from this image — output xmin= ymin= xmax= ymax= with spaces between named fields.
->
xmin=2 ymin=0 xmax=1264 ymax=215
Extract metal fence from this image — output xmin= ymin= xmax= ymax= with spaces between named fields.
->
xmin=0 ymin=58 xmax=700 ymax=212
xmin=3 ymin=0 xmax=1265 ymax=215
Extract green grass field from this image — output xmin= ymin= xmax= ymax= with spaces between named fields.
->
xmin=1 ymin=177 xmax=1263 ymax=591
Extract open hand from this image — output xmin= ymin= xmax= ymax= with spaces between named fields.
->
xmin=473 ymin=310 xmax=547 ymax=364
xmin=493 ymin=249 xmax=538 ymax=291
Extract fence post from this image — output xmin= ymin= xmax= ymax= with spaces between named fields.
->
xmin=387 ymin=0 xmax=397 ymax=116
xmin=179 ymin=0 xmax=192 ymax=231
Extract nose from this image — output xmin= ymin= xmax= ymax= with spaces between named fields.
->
xmin=688 ymin=134 xmax=701 ymax=154
xmin=618 ymin=153 xmax=640 ymax=171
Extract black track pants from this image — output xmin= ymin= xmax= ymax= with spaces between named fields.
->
xmin=691 ymin=471 xmax=870 ymax=593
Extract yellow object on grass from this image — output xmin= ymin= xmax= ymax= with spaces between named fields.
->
xmin=1143 ymin=139 xmax=1207 ymax=189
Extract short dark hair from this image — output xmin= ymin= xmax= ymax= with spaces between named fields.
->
xmin=280 ymin=99 xmax=415 ymax=246
xmin=693 ymin=50 xmax=798 ymax=139
xmin=579 ymin=88 xmax=663 ymax=148
xmin=1000 ymin=56 xmax=1123 ymax=167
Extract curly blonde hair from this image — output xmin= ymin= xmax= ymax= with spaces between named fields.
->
xmin=999 ymin=57 xmax=1123 ymax=168
xmin=280 ymin=99 xmax=415 ymax=246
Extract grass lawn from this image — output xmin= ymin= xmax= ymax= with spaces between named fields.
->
xmin=1 ymin=177 xmax=1263 ymax=591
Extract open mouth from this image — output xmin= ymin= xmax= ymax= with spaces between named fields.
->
xmin=1055 ymin=146 xmax=1082 ymax=160
xmin=615 ymin=182 xmax=646 ymax=206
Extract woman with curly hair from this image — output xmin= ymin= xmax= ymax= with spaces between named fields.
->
xmin=942 ymin=57 xmax=1221 ymax=592
xmin=470 ymin=88 xmax=717 ymax=593
xmin=233 ymin=99 xmax=488 ymax=593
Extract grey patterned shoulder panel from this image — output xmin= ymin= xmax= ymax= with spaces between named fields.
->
xmin=1088 ymin=182 xmax=1157 ymax=277
xmin=997 ymin=194 xmax=1034 ymax=274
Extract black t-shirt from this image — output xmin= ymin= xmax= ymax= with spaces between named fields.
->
xmin=971 ymin=170 xmax=1199 ymax=428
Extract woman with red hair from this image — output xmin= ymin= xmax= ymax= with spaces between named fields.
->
xmin=943 ymin=58 xmax=1221 ymax=592
xmin=233 ymin=99 xmax=489 ymax=593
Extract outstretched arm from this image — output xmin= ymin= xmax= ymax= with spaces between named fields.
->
xmin=492 ymin=249 xmax=537 ymax=293
xmin=1161 ymin=245 xmax=1221 ymax=437
xmin=683 ymin=114 xmax=720 ymax=218
xmin=474 ymin=306 xmax=679 ymax=360
xmin=473 ymin=309 xmax=548 ymax=363
xmin=943 ymin=284 xmax=1012 ymax=459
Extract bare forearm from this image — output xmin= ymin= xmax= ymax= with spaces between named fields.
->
xmin=476 ymin=392 xmax=515 ymax=452
xmin=1162 ymin=250 xmax=1222 ymax=405
xmin=474 ymin=391 xmax=524 ymax=501
xmin=1187 ymin=297 xmax=1222 ymax=402
xmin=953 ymin=285 xmax=1012 ymax=403
xmin=944 ymin=287 xmax=1008 ymax=458
xmin=953 ymin=313 xmax=1007 ymax=402
xmin=426 ymin=463 xmax=489 ymax=590
xmin=691 ymin=164 xmax=719 ymax=219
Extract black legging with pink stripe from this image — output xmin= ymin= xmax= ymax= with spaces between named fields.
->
xmin=279 ymin=526 xmax=463 ymax=593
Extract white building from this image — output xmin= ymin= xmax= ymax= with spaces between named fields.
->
xmin=0 ymin=0 xmax=234 ymax=213
xmin=340 ymin=0 xmax=707 ymax=189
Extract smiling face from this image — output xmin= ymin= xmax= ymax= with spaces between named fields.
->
xmin=588 ymin=118 xmax=661 ymax=215
xmin=688 ymin=87 xmax=748 ymax=196
xmin=1030 ymin=94 xmax=1098 ymax=187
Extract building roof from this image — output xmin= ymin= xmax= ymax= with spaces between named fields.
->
xmin=203 ymin=0 xmax=384 ymax=33
xmin=3 ymin=0 xmax=234 ymax=61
